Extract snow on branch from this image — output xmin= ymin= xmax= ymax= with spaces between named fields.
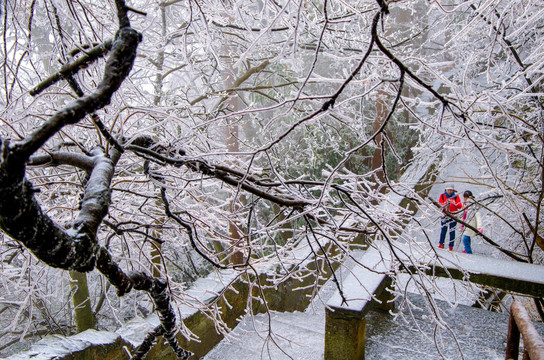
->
xmin=14 ymin=27 xmax=141 ymax=161
xmin=0 ymin=1 xmax=192 ymax=358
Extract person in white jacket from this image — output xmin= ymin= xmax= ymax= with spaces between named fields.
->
xmin=461 ymin=190 xmax=483 ymax=254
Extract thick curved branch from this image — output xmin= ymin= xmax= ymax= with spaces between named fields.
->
xmin=95 ymin=248 xmax=192 ymax=360
xmin=1 ymin=2 xmax=193 ymax=358
xmin=28 ymin=151 xmax=94 ymax=171
xmin=0 ymin=0 xmax=139 ymax=271
xmin=126 ymin=143 xmax=311 ymax=207
xmin=14 ymin=27 xmax=141 ymax=161
xmin=96 ymin=230 xmax=187 ymax=356
xmin=72 ymin=147 xmax=116 ymax=238
xmin=0 ymin=145 xmax=114 ymax=271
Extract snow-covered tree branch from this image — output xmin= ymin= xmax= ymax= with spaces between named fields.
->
xmin=1 ymin=0 xmax=543 ymax=358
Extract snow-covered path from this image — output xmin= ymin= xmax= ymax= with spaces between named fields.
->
xmin=202 ymin=266 xmax=539 ymax=360
xmin=415 ymin=149 xmax=497 ymax=255
xmin=202 ymin=151 xmax=543 ymax=360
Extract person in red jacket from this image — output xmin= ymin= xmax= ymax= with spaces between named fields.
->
xmin=438 ymin=184 xmax=463 ymax=250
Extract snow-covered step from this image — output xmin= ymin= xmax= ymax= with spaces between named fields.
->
xmin=202 ymin=310 xmax=325 ymax=360
xmin=202 ymin=293 xmax=544 ymax=360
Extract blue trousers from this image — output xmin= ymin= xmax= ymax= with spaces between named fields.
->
xmin=462 ymin=235 xmax=473 ymax=254
xmin=439 ymin=218 xmax=456 ymax=248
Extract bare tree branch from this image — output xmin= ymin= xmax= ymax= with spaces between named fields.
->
xmin=29 ymin=40 xmax=113 ymax=96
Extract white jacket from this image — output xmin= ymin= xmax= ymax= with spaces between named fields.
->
xmin=462 ymin=200 xmax=482 ymax=237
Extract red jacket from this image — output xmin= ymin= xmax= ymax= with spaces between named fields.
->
xmin=439 ymin=191 xmax=462 ymax=213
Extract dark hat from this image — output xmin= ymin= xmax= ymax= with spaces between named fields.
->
xmin=463 ymin=190 xmax=473 ymax=198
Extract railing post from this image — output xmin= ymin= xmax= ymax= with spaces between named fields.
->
xmin=506 ymin=306 xmax=520 ymax=360
xmin=506 ymin=301 xmax=544 ymax=360
xmin=325 ymin=307 xmax=366 ymax=360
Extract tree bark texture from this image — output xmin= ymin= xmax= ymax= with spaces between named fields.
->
xmin=0 ymin=2 xmax=191 ymax=358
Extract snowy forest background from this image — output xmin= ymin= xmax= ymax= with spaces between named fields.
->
xmin=0 ymin=0 xmax=543 ymax=358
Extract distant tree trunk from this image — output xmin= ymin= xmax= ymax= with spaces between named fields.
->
xmin=226 ymin=89 xmax=244 ymax=265
xmin=150 ymin=224 xmax=164 ymax=278
xmin=69 ymin=270 xmax=96 ymax=332
xmin=223 ymin=38 xmax=244 ymax=265
xmin=371 ymin=90 xmax=387 ymax=187
xmin=152 ymin=4 xmax=167 ymax=106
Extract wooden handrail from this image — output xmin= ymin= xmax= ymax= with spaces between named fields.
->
xmin=506 ymin=301 xmax=544 ymax=360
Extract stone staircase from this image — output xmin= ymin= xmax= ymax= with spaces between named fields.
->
xmin=203 ymin=275 xmax=544 ymax=360
xmin=202 ymin=278 xmax=334 ymax=360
